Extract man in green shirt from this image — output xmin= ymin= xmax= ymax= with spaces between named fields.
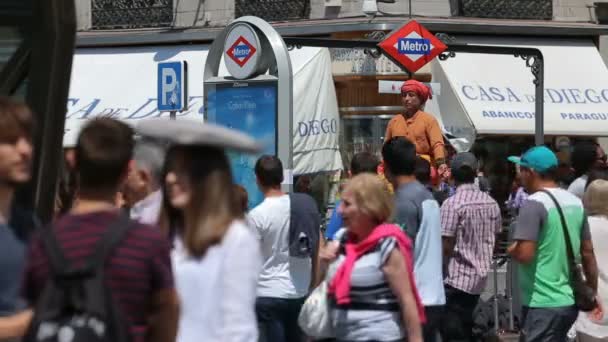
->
xmin=508 ymin=146 xmax=600 ymax=341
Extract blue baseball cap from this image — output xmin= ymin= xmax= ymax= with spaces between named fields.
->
xmin=508 ymin=146 xmax=558 ymax=173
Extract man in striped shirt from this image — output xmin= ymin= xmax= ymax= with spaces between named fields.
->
xmin=22 ymin=118 xmax=178 ymax=342
xmin=440 ymin=152 xmax=502 ymax=341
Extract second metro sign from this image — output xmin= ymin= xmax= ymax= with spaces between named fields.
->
xmin=378 ymin=20 xmax=447 ymax=74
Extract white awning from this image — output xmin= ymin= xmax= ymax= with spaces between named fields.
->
xmin=432 ymin=36 xmax=608 ymax=150
xmin=65 ymin=45 xmax=343 ymax=175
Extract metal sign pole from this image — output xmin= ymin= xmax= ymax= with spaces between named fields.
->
xmin=170 ymin=110 xmax=176 ymax=120
xmin=534 ymin=56 xmax=544 ymax=146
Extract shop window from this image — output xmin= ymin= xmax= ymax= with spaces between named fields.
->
xmin=235 ymin=0 xmax=310 ymax=22
xmin=451 ymin=0 xmax=552 ymax=20
xmin=341 ymin=116 xmax=391 ymax=169
xmin=91 ymin=0 xmax=174 ymax=30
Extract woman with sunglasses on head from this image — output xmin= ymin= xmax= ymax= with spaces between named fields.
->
xmin=137 ymin=120 xmax=262 ymax=342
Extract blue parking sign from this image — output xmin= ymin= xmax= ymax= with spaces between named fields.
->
xmin=157 ymin=61 xmax=187 ymax=111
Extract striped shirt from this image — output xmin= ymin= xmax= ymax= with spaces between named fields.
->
xmin=440 ymin=184 xmax=502 ymax=294
xmin=22 ymin=211 xmax=174 ymax=341
xmin=326 ymin=229 xmax=404 ymax=341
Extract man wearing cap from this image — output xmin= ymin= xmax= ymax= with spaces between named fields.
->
xmin=384 ymin=79 xmax=448 ymax=177
xmin=440 ymin=152 xmax=501 ymax=341
xmin=507 ymin=146 xmax=600 ymax=341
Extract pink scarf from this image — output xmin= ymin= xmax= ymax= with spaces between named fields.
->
xmin=328 ymin=223 xmax=426 ymax=323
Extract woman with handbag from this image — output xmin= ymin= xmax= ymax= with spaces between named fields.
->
xmin=314 ymin=173 xmax=424 ymax=342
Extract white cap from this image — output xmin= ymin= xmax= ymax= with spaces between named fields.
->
xmin=135 ymin=119 xmax=262 ymax=153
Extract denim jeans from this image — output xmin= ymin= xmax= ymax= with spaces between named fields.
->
xmin=256 ymin=296 xmax=306 ymax=342
xmin=520 ymin=306 xmax=578 ymax=342
xmin=440 ymin=285 xmax=481 ymax=342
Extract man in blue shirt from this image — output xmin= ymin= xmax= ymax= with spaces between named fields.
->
xmin=382 ymin=137 xmax=445 ymax=342
xmin=0 ymin=97 xmax=35 ymax=339
xmin=325 ymin=152 xmax=380 ymax=240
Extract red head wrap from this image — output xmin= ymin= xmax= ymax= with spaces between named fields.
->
xmin=401 ymin=80 xmax=432 ymax=103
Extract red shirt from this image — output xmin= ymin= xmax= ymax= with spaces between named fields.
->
xmin=22 ymin=211 xmax=173 ymax=340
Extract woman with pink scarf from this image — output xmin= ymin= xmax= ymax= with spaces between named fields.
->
xmin=320 ymin=173 xmax=424 ymax=342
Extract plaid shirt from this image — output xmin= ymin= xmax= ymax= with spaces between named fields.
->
xmin=441 ymin=184 xmax=502 ymax=294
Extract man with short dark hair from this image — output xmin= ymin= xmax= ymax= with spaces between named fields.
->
xmin=22 ymin=118 xmax=178 ymax=342
xmin=382 ymin=137 xmax=445 ymax=342
xmin=249 ymin=155 xmax=318 ymax=342
xmin=324 ymin=152 xmax=380 ymax=240
xmin=414 ymin=156 xmax=449 ymax=205
xmin=508 ymin=146 xmax=599 ymax=341
xmin=440 ymin=152 xmax=501 ymax=341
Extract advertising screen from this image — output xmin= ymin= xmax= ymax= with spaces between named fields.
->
xmin=205 ymin=81 xmax=277 ymax=210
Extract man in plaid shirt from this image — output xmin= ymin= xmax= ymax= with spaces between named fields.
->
xmin=440 ymin=152 xmax=502 ymax=341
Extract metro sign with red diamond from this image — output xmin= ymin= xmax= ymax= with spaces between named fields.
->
xmin=226 ymin=36 xmax=257 ymax=67
xmin=378 ymin=20 xmax=447 ymax=74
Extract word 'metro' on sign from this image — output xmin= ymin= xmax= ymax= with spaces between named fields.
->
xmin=397 ymin=38 xmax=431 ymax=55
xmin=227 ymin=36 xmax=257 ymax=67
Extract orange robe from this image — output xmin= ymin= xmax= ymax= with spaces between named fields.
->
xmin=384 ymin=110 xmax=446 ymax=166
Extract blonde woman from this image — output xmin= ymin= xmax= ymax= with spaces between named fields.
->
xmin=137 ymin=120 xmax=263 ymax=342
xmin=576 ymin=179 xmax=608 ymax=341
xmin=322 ymin=173 xmax=424 ymax=342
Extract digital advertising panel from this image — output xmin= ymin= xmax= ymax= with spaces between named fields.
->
xmin=205 ymin=80 xmax=278 ymax=210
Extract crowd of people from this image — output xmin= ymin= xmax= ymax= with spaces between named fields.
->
xmin=0 ymin=76 xmax=606 ymax=342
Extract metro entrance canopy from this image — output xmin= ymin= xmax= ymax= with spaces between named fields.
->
xmin=283 ymin=20 xmax=545 ymax=146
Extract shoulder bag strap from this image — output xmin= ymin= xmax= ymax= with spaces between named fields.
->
xmin=539 ymin=189 xmax=576 ymax=265
xmin=86 ymin=212 xmax=133 ymax=272
xmin=41 ymin=225 xmax=70 ymax=275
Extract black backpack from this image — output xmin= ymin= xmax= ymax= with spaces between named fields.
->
xmin=23 ymin=215 xmax=133 ymax=342
xmin=288 ymin=192 xmax=321 ymax=259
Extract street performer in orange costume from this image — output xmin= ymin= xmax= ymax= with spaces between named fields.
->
xmin=384 ymin=79 xmax=448 ymax=179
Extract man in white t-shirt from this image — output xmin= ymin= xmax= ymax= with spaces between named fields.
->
xmin=248 ymin=155 xmax=316 ymax=342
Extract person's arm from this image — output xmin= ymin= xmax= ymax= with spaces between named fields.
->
xmin=310 ymin=232 xmax=323 ymax=290
xmin=580 ymin=216 xmax=598 ymax=292
xmin=440 ymin=199 xmax=458 ymax=277
xmin=383 ymin=248 xmax=423 ymax=342
xmin=220 ymin=227 xmax=263 ymax=342
xmin=384 ymin=119 xmax=393 ymax=143
xmin=0 ymin=309 xmax=33 ymax=339
xmin=507 ymin=200 xmax=545 ymax=264
xmin=147 ymin=235 xmax=179 ymax=342
xmin=426 ymin=116 xmax=446 ymax=166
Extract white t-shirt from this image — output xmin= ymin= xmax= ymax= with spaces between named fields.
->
xmin=172 ymin=220 xmax=261 ymax=342
xmin=576 ymin=215 xmax=608 ymax=338
xmin=568 ymin=175 xmax=588 ymax=199
xmin=248 ymin=195 xmax=312 ymax=299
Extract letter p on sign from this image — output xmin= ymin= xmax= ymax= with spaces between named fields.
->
xmin=157 ymin=61 xmax=187 ymax=112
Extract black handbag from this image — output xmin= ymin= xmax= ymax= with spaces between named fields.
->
xmin=541 ymin=189 xmax=597 ymax=312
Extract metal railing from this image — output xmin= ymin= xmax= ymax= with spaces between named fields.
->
xmin=91 ymin=0 xmax=174 ymax=30
xmin=235 ymin=0 xmax=310 ymax=22
xmin=453 ymin=0 xmax=552 ymax=20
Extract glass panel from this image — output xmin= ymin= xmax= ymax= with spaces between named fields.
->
xmin=0 ymin=26 xmax=22 ymax=72
xmin=341 ymin=117 xmax=376 ymax=168
xmin=379 ymin=117 xmax=393 ymax=142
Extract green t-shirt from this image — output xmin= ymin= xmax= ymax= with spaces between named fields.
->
xmin=513 ymin=187 xmax=590 ymax=308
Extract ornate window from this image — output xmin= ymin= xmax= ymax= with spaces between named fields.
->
xmin=235 ymin=0 xmax=310 ymax=22
xmin=92 ymin=0 xmax=174 ymax=29
xmin=452 ymin=0 xmax=552 ymax=20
